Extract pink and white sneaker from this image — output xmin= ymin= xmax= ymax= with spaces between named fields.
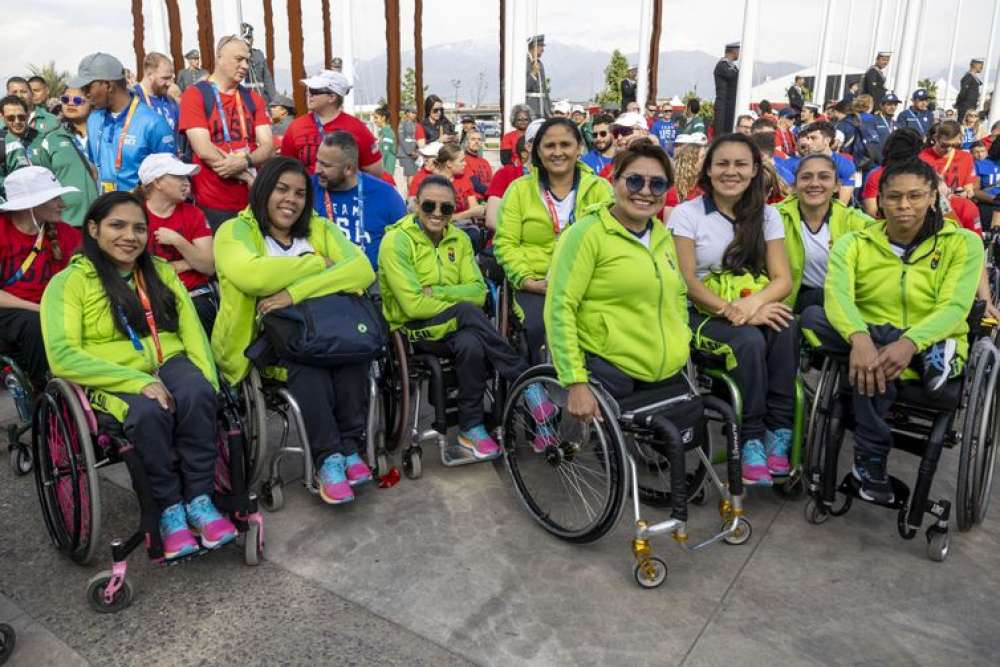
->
xmin=159 ymin=503 xmax=199 ymax=559
xmin=186 ymin=494 xmax=237 ymax=549
xmin=457 ymin=425 xmax=501 ymax=460
xmin=345 ymin=453 xmax=373 ymax=486
xmin=316 ymin=454 xmax=355 ymax=504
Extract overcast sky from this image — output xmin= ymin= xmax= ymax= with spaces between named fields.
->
xmin=4 ymin=0 xmax=998 ymax=93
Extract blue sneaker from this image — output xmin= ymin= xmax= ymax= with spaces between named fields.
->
xmin=765 ymin=428 xmax=792 ymax=476
xmin=344 ymin=452 xmax=373 ymax=486
xmin=741 ymin=439 xmax=773 ymax=486
xmin=159 ymin=502 xmax=199 ymax=560
xmin=921 ymin=338 xmax=958 ymax=392
xmin=316 ymin=454 xmax=354 ymax=504
xmin=523 ymin=383 xmax=557 ymax=423
xmin=186 ymin=494 xmax=237 ymax=549
xmin=457 ymin=425 xmax=501 ymax=460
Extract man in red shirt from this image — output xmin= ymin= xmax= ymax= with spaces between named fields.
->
xmin=179 ymin=35 xmax=274 ymax=230
xmin=463 ymin=129 xmax=492 ymax=198
xmin=280 ymin=70 xmax=382 ymax=178
xmin=918 ymin=120 xmax=976 ymax=198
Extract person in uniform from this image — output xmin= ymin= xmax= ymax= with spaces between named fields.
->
xmin=330 ymin=57 xmax=343 ymax=73
xmin=620 ymin=66 xmax=638 ymax=110
xmin=525 ymin=34 xmax=551 ymax=119
xmin=861 ymin=51 xmax=890 ymax=106
xmin=872 ymin=91 xmax=900 ymax=158
xmin=897 ymin=89 xmax=935 ymax=139
xmin=176 ymin=50 xmax=207 ymax=92
xmin=714 ymin=41 xmax=740 ymax=136
xmin=956 ymin=58 xmax=985 ymax=122
xmin=240 ymin=23 xmax=277 ymax=104
xmin=787 ymin=75 xmax=805 ymax=112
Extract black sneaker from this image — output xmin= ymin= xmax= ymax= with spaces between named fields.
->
xmin=921 ymin=338 xmax=958 ymax=393
xmin=852 ymin=454 xmax=894 ymax=504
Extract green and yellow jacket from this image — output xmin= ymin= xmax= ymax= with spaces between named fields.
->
xmin=378 ymin=214 xmax=486 ymax=342
xmin=776 ymin=196 xmax=874 ymax=306
xmin=493 ymin=164 xmax=613 ymax=289
xmin=212 ymin=207 xmax=376 ymax=384
xmin=820 ymin=219 xmax=984 ymax=367
xmin=40 ymin=254 xmax=217 ymax=421
xmin=545 ymin=205 xmax=691 ymax=386
xmin=37 ymin=125 xmax=99 ymax=227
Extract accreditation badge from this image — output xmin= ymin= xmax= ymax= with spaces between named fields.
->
xmin=101 ymin=181 xmax=117 ymax=193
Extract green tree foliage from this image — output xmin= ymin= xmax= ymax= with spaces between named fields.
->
xmin=401 ymin=67 xmax=427 ymax=109
xmin=917 ymin=78 xmax=938 ymax=103
xmin=596 ymin=50 xmax=629 ymax=104
xmin=27 ymin=61 xmax=70 ymax=98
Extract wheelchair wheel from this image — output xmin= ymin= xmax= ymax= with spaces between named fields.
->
xmin=0 ymin=622 xmax=14 ymax=664
xmin=382 ymin=332 xmax=410 ymax=453
xmin=32 ymin=379 xmax=102 ymax=565
xmin=956 ymin=339 xmax=1000 ymax=531
xmin=9 ymin=443 xmax=32 ymax=476
xmin=85 ymin=570 xmax=133 ymax=614
xmin=240 ymin=368 xmax=269 ymax=488
xmin=805 ymin=360 xmax=846 ymax=493
xmin=502 ymin=367 xmax=627 ymax=543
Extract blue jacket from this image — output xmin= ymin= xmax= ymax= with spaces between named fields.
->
xmin=897 ymin=107 xmax=935 ymax=138
xmin=86 ymin=94 xmax=175 ymax=192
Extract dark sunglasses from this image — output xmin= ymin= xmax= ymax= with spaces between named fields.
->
xmin=611 ymin=126 xmax=635 ymax=138
xmin=595 ymin=130 xmax=610 ymax=137
xmin=3 ymin=113 xmax=27 ymax=123
xmin=60 ymin=95 xmax=85 ymax=105
xmin=623 ymin=174 xmax=669 ymax=197
xmin=431 ymin=107 xmax=444 ymax=113
xmin=420 ymin=200 xmax=455 ymax=216
xmin=307 ymin=88 xmax=331 ymax=96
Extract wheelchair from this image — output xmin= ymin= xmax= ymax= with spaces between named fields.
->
xmin=803 ymin=306 xmax=1000 ymax=561
xmin=31 ymin=378 xmax=263 ymax=613
xmin=501 ymin=365 xmax=750 ymax=589
xmin=0 ymin=344 xmax=33 ymax=476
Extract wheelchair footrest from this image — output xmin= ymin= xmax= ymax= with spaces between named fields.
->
xmin=837 ymin=473 xmax=910 ymax=510
xmin=440 ymin=440 xmax=485 ymax=467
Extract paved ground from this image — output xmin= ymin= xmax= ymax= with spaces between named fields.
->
xmin=2 ymin=386 xmax=1000 ymax=666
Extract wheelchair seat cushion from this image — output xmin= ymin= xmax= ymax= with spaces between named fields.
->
xmin=895 ymin=379 xmax=962 ymax=412
xmin=616 ymin=373 xmax=695 ymax=413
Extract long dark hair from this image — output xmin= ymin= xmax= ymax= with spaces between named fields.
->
xmin=81 ymin=192 xmax=178 ymax=336
xmin=878 ymin=158 xmax=944 ymax=245
xmin=530 ymin=117 xmax=583 ymax=184
xmin=249 ymin=157 xmax=313 ymax=240
xmin=697 ymin=133 xmax=768 ymax=275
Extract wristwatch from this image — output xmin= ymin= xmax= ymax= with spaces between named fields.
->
xmin=245 ymin=154 xmax=254 ymax=170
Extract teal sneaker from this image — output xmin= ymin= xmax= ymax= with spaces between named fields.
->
xmin=741 ymin=439 xmax=773 ymax=486
xmin=159 ymin=502 xmax=199 ymax=560
xmin=316 ymin=454 xmax=354 ymax=504
xmin=765 ymin=428 xmax=792 ymax=476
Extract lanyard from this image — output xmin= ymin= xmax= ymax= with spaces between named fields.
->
xmin=210 ymin=82 xmax=248 ymax=149
xmin=109 ymin=95 xmax=141 ymax=171
xmin=878 ymin=115 xmax=892 ymax=133
xmin=312 ymin=112 xmax=329 ymax=142
xmin=906 ymin=110 xmax=926 ymax=135
xmin=323 ymin=175 xmax=366 ymax=238
xmin=130 ymin=270 xmax=164 ymax=367
xmin=541 ymin=187 xmax=574 ymax=234
xmin=3 ymin=226 xmax=45 ymax=287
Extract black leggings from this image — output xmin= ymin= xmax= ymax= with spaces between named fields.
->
xmin=514 ymin=290 xmax=546 ymax=365
xmin=0 ymin=308 xmax=48 ymax=388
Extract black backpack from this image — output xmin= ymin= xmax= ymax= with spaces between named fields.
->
xmin=178 ymin=81 xmax=258 ymax=162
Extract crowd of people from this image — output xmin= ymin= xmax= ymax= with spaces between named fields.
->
xmin=1 ymin=29 xmax=998 ymax=557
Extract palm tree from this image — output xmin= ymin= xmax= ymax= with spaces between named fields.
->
xmin=27 ymin=61 xmax=70 ymax=98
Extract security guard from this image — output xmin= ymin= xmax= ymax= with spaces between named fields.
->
xmin=871 ymin=91 xmax=900 ymax=157
xmin=897 ymin=89 xmax=935 ymax=139
xmin=861 ymin=51 xmax=890 ymax=106
xmin=956 ymin=58 xmax=985 ymax=122
xmin=526 ymin=34 xmax=551 ymax=118
xmin=176 ymin=50 xmax=207 ymax=92
xmin=714 ymin=41 xmax=740 ymax=135
xmin=620 ymin=66 xmax=638 ymax=110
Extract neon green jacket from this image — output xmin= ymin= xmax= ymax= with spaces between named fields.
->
xmin=545 ymin=206 xmax=691 ymax=386
xmin=40 ymin=254 xmax=217 ymax=420
xmin=378 ymin=214 xmax=486 ymax=342
xmin=776 ymin=196 xmax=874 ymax=306
xmin=212 ymin=207 xmax=376 ymax=384
xmin=822 ymin=219 xmax=984 ymax=364
xmin=493 ymin=164 xmax=613 ymax=289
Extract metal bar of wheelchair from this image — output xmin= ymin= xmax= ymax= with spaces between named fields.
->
xmin=275 ymin=388 xmax=313 ymax=489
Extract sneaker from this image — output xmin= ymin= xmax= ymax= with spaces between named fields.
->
xmin=457 ymin=425 xmax=501 ymax=460
xmin=853 ymin=454 xmax=894 ymax=504
xmin=159 ymin=503 xmax=199 ymax=560
xmin=921 ymin=338 xmax=958 ymax=392
xmin=532 ymin=422 xmax=559 ymax=453
xmin=523 ymin=383 xmax=557 ymax=424
xmin=765 ymin=428 xmax=792 ymax=476
xmin=316 ymin=454 xmax=354 ymax=505
xmin=741 ymin=439 xmax=773 ymax=486
xmin=345 ymin=453 xmax=373 ymax=486
xmin=186 ymin=494 xmax=237 ymax=549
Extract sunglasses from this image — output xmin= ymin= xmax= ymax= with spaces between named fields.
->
xmin=3 ymin=113 xmax=27 ymax=123
xmin=307 ymin=88 xmax=331 ymax=96
xmin=431 ymin=107 xmax=444 ymax=113
xmin=611 ymin=126 xmax=635 ymax=138
xmin=60 ymin=95 xmax=85 ymax=105
xmin=623 ymin=174 xmax=669 ymax=197
xmin=595 ymin=130 xmax=610 ymax=137
xmin=420 ymin=200 xmax=455 ymax=216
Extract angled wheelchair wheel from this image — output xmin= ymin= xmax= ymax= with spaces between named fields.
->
xmin=381 ymin=332 xmax=410 ymax=453
xmin=502 ymin=367 xmax=627 ymax=543
xmin=32 ymin=379 xmax=102 ymax=565
xmin=804 ymin=359 xmax=845 ymax=492
xmin=240 ymin=368 xmax=269 ymax=489
xmin=957 ymin=340 xmax=1000 ymax=531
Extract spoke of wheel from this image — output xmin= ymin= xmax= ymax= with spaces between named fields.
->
xmin=557 ymin=463 xmax=598 ymax=521
xmin=564 ymin=459 xmax=606 ymax=504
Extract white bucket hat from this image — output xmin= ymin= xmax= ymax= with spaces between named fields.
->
xmin=0 ymin=166 xmax=78 ymax=211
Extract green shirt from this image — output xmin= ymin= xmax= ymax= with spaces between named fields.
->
xmin=377 ymin=125 xmax=397 ymax=174
xmin=37 ymin=126 xmax=99 ymax=227
xmin=0 ymin=128 xmax=45 ymax=197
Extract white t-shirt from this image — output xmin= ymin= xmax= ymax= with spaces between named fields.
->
xmin=545 ymin=188 xmax=577 ymax=232
xmin=265 ymin=235 xmax=316 ymax=257
xmin=667 ymin=196 xmax=785 ymax=280
xmin=889 ymin=242 xmax=908 ymax=258
xmin=800 ymin=219 xmax=832 ymax=288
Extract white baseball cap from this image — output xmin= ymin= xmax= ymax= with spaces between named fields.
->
xmin=138 ymin=153 xmax=200 ymax=185
xmin=571 ymin=104 xmax=585 ymax=115
xmin=301 ymin=69 xmax=352 ymax=97
xmin=613 ymin=112 xmax=646 ymax=129
xmin=674 ymin=132 xmax=708 ymax=146
xmin=419 ymin=141 xmax=443 ymax=158
xmin=552 ymin=99 xmax=572 ymax=115
xmin=525 ymin=118 xmax=546 ymax=144
xmin=0 ymin=167 xmax=78 ymax=211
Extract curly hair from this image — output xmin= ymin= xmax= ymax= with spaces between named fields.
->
xmin=673 ymin=144 xmax=703 ymax=201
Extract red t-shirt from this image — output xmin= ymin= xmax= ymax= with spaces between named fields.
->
xmin=452 ymin=172 xmax=476 ymax=213
xmin=144 ymin=202 xmax=213 ymax=290
xmin=464 ymin=153 xmax=493 ymax=193
xmin=862 ymin=166 xmax=884 ymax=201
xmin=500 ymin=130 xmax=524 ymax=165
xmin=664 ymin=185 xmax=704 ymax=208
xmin=179 ymin=84 xmax=269 ymax=212
xmin=0 ymin=215 xmax=80 ymax=303
xmin=486 ymin=164 xmax=526 ymax=199
xmin=918 ymin=147 xmax=976 ymax=191
xmin=281 ymin=111 xmax=381 ymax=175
xmin=407 ymin=167 xmax=434 ymax=198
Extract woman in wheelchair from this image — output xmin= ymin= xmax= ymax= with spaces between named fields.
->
xmin=800 ymin=159 xmax=985 ymax=504
xmin=545 ymin=142 xmax=689 ymax=414
xmin=776 ymin=154 xmax=873 ymax=312
xmin=135 ymin=154 xmax=217 ymax=335
xmin=0 ymin=167 xmax=81 ymax=389
xmin=379 ymin=175 xmax=555 ymax=459
xmin=213 ymin=157 xmax=377 ymax=506
xmin=40 ymin=191 xmax=236 ymax=560
xmin=669 ymin=133 xmax=798 ymax=486
xmin=493 ymin=117 xmax=613 ymax=363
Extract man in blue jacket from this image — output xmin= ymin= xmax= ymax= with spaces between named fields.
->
xmin=897 ymin=89 xmax=935 ymax=139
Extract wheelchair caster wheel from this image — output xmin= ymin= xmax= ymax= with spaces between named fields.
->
xmin=0 ymin=622 xmax=15 ymax=662
xmin=402 ymin=448 xmax=422 ymax=479
xmin=723 ymin=516 xmax=752 ymax=545
xmin=9 ymin=446 xmax=31 ymax=476
xmin=897 ymin=508 xmax=917 ymax=540
xmin=376 ymin=452 xmax=391 ymax=477
xmin=634 ymin=556 xmax=668 ymax=589
xmin=85 ymin=571 xmax=133 ymax=614
xmin=926 ymin=527 xmax=950 ymax=562
xmin=259 ymin=480 xmax=284 ymax=512
xmin=244 ymin=521 xmax=263 ymax=566
xmin=804 ymin=498 xmax=830 ymax=525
